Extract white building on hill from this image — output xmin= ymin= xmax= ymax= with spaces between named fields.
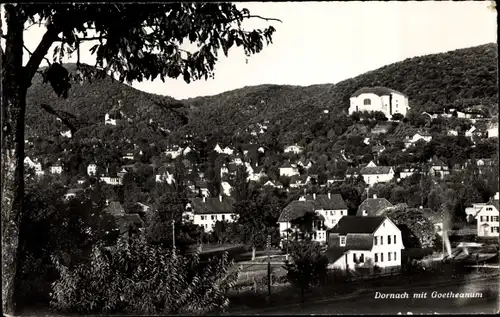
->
xmin=349 ymin=87 xmax=410 ymax=119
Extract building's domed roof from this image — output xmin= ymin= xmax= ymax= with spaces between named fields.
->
xmin=351 ymin=86 xmax=407 ymax=98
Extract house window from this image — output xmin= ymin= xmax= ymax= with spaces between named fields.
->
xmin=485 ymin=216 xmax=489 ymax=222
xmin=493 ymin=216 xmax=499 ymax=222
xmin=353 ymin=253 xmax=357 ymax=263
xmin=340 ymin=236 xmax=346 ymax=246
xmin=388 ymin=235 xmax=391 ymax=244
xmin=331 ymin=211 xmax=335 ymax=215
xmin=380 ymin=236 xmax=383 ymax=245
xmin=211 ymin=215 xmax=216 ymax=220
xmin=480 ymin=216 xmax=484 ymax=222
xmin=388 ymin=252 xmax=392 ymax=261
xmin=374 ymin=236 xmax=378 ymax=245
xmin=380 ymin=253 xmax=384 ymax=262
xmin=393 ymin=252 xmax=397 ymax=261
xmin=375 ymin=253 xmax=378 ymax=262
xmin=487 ymin=207 xmax=493 ymax=211
xmin=222 ymin=215 xmax=225 ymax=220
xmin=491 ymin=227 xmax=499 ymax=233
xmin=363 ymin=98 xmax=371 ymax=106
xmin=394 ymin=235 xmax=396 ymax=244
xmin=360 ymin=254 xmax=364 ymax=263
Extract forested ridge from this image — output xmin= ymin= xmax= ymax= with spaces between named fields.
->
xmin=26 ymin=43 xmax=498 ymax=147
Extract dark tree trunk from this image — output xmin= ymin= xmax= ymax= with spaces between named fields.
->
xmin=1 ymin=5 xmax=27 ymax=315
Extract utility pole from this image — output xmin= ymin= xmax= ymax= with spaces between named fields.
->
xmin=172 ymin=219 xmax=176 ymax=251
xmin=267 ymin=234 xmax=272 ymax=304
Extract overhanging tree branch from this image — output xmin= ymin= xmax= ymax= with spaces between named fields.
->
xmin=24 ymin=26 xmax=61 ymax=82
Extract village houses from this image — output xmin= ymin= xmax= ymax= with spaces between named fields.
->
xmin=475 ymin=193 xmax=499 ymax=237
xmin=183 ymin=195 xmax=238 ymax=232
xmin=326 ymin=216 xmax=404 ymax=271
xmin=277 ymin=193 xmax=348 ymax=245
xmin=284 ymin=144 xmax=304 ymax=154
xmin=359 ymin=161 xmax=395 ymax=187
xmin=279 ymin=161 xmax=300 ymax=177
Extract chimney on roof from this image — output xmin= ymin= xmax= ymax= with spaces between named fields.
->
xmin=373 ymin=194 xmax=377 ymax=199
xmin=328 ymin=192 xmax=331 ymax=199
xmin=313 ymin=193 xmax=316 ymax=200
xmin=219 ymin=195 xmax=223 ymax=202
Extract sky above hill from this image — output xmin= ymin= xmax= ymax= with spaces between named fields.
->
xmin=3 ymin=1 xmax=498 ymax=100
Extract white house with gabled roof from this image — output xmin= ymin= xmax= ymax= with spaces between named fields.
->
xmin=476 ymin=194 xmax=499 ymax=237
xmin=326 ymin=216 xmax=404 ymax=271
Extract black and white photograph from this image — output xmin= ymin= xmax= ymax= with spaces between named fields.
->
xmin=1 ymin=1 xmax=499 ymax=316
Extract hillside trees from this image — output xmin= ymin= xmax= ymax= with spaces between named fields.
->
xmin=1 ymin=3 xmax=279 ymax=313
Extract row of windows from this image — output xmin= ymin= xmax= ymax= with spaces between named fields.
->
xmin=490 ymin=226 xmax=499 ymax=233
xmin=374 ymin=235 xmax=397 ymax=245
xmin=480 ymin=216 xmax=499 ymax=222
xmin=199 ymin=214 xmax=236 ymax=221
xmin=325 ymin=210 xmax=346 ymax=216
xmin=362 ymin=99 xmax=400 ymax=107
xmin=374 ymin=252 xmax=397 ymax=263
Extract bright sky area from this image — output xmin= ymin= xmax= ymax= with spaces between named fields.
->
xmin=2 ymin=1 xmax=498 ymax=100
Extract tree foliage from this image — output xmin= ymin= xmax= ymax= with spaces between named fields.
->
xmin=283 ymin=240 xmax=328 ymax=302
xmin=50 ymin=236 xmax=240 ymax=315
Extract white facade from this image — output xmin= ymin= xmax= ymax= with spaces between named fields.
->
xmin=183 ymin=146 xmax=192 ymax=155
xmin=100 ymin=176 xmax=123 ymax=185
xmin=329 ymin=218 xmax=404 ymax=270
xmin=50 ymin=165 xmax=63 ymax=174
xmin=404 ymin=133 xmax=432 ymax=148
xmin=104 ymin=113 xmax=117 ymax=125
xmin=184 ymin=204 xmax=237 ymax=233
xmin=60 ymin=130 xmax=72 ymax=138
xmin=87 ymin=163 xmax=97 ymax=176
xmin=165 ymin=148 xmax=182 ymax=159
xmin=155 ymin=171 xmax=175 ymax=184
xmin=487 ymin=124 xmax=498 ymax=138
xmin=279 ymin=165 xmax=300 ymax=177
xmin=362 ymin=169 xmax=394 ymax=187
xmin=284 ymin=144 xmax=304 ymax=154
xmin=24 ymin=157 xmax=42 ymax=172
xmin=476 ymin=202 xmax=499 ymax=237
xmin=214 ymin=144 xmax=223 ymax=153
xmin=349 ymin=90 xmax=409 ymax=119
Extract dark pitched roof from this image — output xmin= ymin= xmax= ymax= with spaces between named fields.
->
xmin=327 ymin=232 xmax=374 ymax=251
xmin=189 ymin=197 xmax=236 ymax=215
xmin=116 ymin=213 xmax=144 ymax=235
xmin=346 ymin=167 xmax=361 ymax=175
xmin=278 ymin=201 xmax=315 ymax=222
xmin=487 ymin=199 xmax=499 ymax=211
xmin=67 ymin=188 xmax=84 ymax=194
xmin=303 ymin=194 xmax=348 ymax=210
xmin=351 ymin=86 xmax=407 ymax=98
xmin=281 ymin=161 xmax=293 ymax=168
xmin=356 ymin=198 xmax=393 ymax=216
xmin=328 ymin=216 xmax=386 ymax=235
xmin=360 ymin=166 xmax=393 ymax=175
xmin=324 ymin=247 xmax=347 ymax=263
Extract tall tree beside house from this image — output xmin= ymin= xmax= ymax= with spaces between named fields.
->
xmin=1 ymin=4 xmax=278 ymax=313
xmin=383 ymin=204 xmax=436 ymax=248
xmin=206 ymin=151 xmax=222 ymax=197
xmin=283 ymin=240 xmax=328 ymax=304
xmin=232 ymin=164 xmax=250 ymax=201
